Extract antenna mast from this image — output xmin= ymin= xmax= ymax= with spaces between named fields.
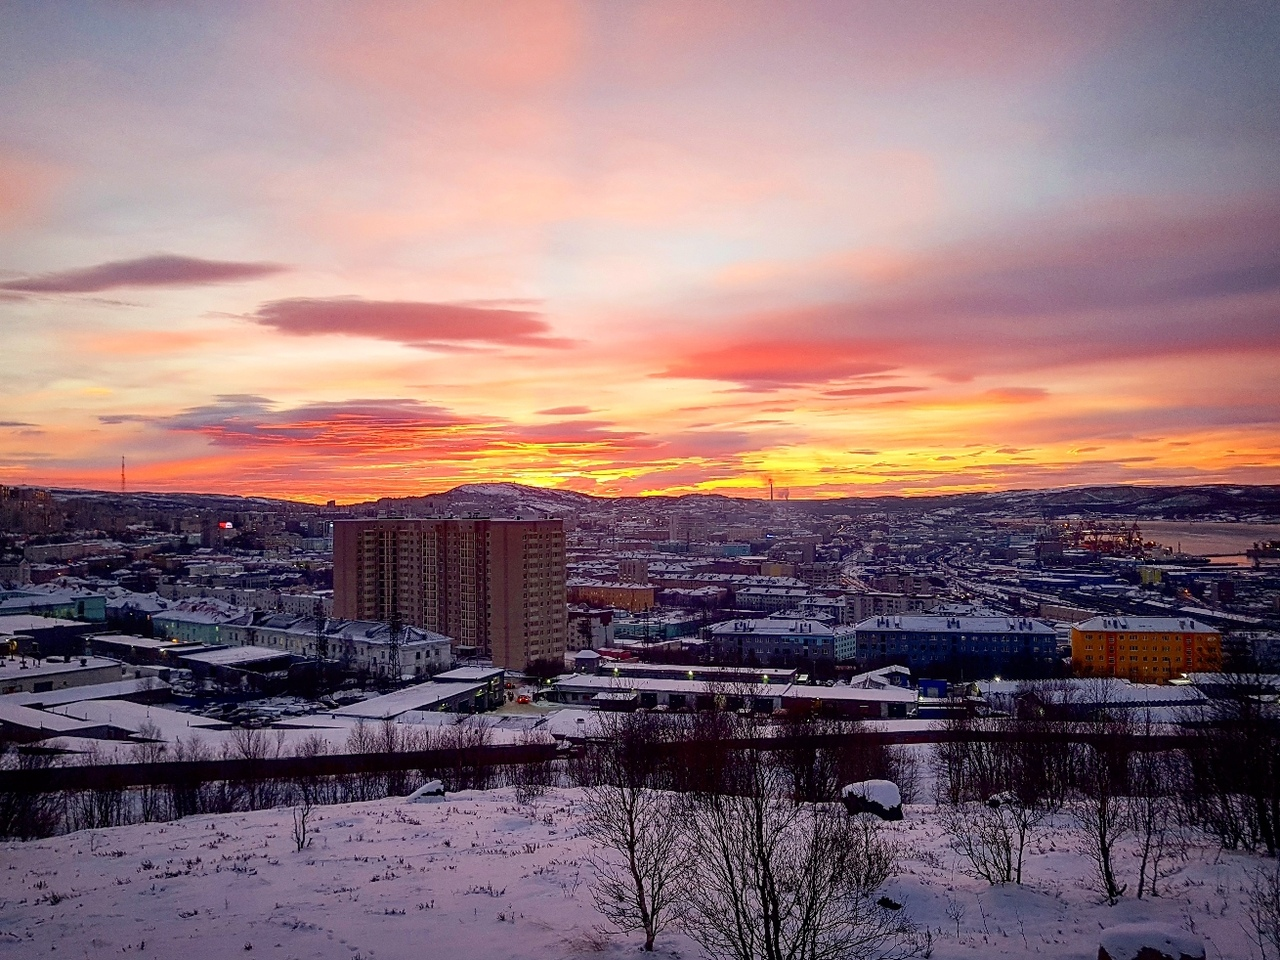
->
xmin=121 ymin=457 xmax=126 ymax=494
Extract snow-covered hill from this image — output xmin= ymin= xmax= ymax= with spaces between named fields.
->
xmin=0 ymin=789 xmax=1265 ymax=959
xmin=445 ymin=482 xmax=597 ymax=516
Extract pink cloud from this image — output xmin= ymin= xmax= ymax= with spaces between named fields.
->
xmin=250 ymin=297 xmax=572 ymax=349
xmin=658 ymin=340 xmax=892 ymax=388
xmin=105 ymin=396 xmax=486 ymax=451
xmin=535 ymin=405 xmax=594 ymax=415
xmin=655 ymin=196 xmax=1280 ymax=386
xmin=0 ymin=255 xmax=285 ymax=293
xmin=504 ymin=419 xmax=653 ymax=449
xmin=821 ymin=385 xmax=927 ymax=398
xmin=0 ymin=257 xmax=285 ymax=295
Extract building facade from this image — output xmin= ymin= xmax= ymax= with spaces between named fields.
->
xmin=333 ymin=518 xmax=567 ymax=670
xmin=707 ymin=618 xmax=856 ymax=666
xmin=854 ymin=614 xmax=1059 ymax=677
xmin=1070 ymin=616 xmax=1221 ymax=684
xmin=220 ymin=612 xmax=452 ymax=679
xmin=566 ymin=580 xmax=655 ymax=612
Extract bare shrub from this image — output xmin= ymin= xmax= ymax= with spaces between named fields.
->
xmin=65 ymin=744 xmax=126 ymax=831
xmin=225 ymin=726 xmax=287 ymax=810
xmin=681 ymin=746 xmax=922 ymax=960
xmin=291 ymin=791 xmax=314 ymax=852
xmin=824 ymin=720 xmax=920 ymax=805
xmin=130 ymin=721 xmax=169 ymax=822
xmin=0 ymin=746 xmax=62 ymax=839
xmin=377 ymin=717 xmax=425 ymax=797
xmin=1185 ymin=673 xmax=1280 ymax=855
xmin=666 ymin=708 xmax=741 ymax=796
xmin=1127 ymin=744 xmax=1187 ymax=899
xmin=436 ymin=717 xmax=496 ymax=792
xmin=510 ymin=729 xmax=556 ymax=805
xmin=934 ymin=706 xmax=1079 ymax=811
xmin=168 ymin=735 xmax=212 ymax=817
xmin=290 ymin=731 xmax=336 ymax=806
xmin=1247 ymin=857 xmax=1280 ymax=960
xmin=941 ymin=792 xmax=1045 ymax=885
xmin=344 ymin=719 xmax=384 ymax=800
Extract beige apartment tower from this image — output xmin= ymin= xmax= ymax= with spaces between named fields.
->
xmin=333 ymin=518 xmax=567 ymax=670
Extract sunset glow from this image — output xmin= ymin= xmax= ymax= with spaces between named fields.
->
xmin=2 ymin=2 xmax=1278 ymax=501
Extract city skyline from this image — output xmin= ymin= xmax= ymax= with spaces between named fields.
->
xmin=2 ymin=2 xmax=1279 ymax=503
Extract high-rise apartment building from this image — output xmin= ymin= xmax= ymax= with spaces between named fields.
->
xmin=333 ymin=518 xmax=566 ymax=670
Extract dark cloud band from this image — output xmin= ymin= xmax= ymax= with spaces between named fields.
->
xmin=0 ymin=255 xmax=286 ymax=293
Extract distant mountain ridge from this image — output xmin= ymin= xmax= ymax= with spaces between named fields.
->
xmin=15 ymin=482 xmax=1280 ymax=521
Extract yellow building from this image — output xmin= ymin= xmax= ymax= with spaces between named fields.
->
xmin=567 ymin=580 xmax=656 ymax=613
xmin=1071 ymin=615 xmax=1221 ymax=684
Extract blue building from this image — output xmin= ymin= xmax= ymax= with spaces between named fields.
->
xmin=854 ymin=614 xmax=1059 ymax=679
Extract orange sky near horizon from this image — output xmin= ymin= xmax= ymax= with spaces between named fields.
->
xmin=1 ymin=2 xmax=1278 ymax=503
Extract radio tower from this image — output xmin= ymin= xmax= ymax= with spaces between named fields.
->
xmin=120 ymin=457 xmax=126 ymax=494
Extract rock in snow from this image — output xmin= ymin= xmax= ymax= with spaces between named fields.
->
xmin=1097 ymin=923 xmax=1206 ymax=960
xmin=405 ymin=779 xmax=446 ymax=802
xmin=841 ymin=779 xmax=903 ymax=820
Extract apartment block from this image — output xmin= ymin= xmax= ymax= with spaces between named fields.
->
xmin=1071 ymin=615 xmax=1221 ymax=684
xmin=333 ymin=518 xmax=567 ymax=670
xmin=854 ymin=614 xmax=1058 ymax=675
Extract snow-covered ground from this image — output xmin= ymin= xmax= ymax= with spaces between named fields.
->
xmin=0 ymin=789 xmax=1267 ymax=959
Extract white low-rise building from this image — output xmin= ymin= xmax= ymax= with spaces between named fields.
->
xmin=222 ymin=613 xmax=452 ymax=679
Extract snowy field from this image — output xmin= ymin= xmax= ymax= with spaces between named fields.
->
xmin=0 ymin=788 xmax=1268 ymax=959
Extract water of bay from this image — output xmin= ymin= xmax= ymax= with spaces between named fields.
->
xmin=1140 ymin=521 xmax=1280 ymax=566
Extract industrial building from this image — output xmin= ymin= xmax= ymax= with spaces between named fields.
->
xmin=545 ymin=663 xmax=916 ymax=718
xmin=0 ymin=654 xmax=125 ymax=696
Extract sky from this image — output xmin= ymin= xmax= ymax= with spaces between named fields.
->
xmin=1 ymin=1 xmax=1278 ymax=503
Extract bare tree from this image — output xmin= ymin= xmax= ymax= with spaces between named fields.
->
xmin=580 ymin=711 xmax=686 ymax=951
xmin=66 ymin=743 xmax=125 ymax=831
xmin=344 ymin=719 xmax=384 ymax=800
xmin=435 ymin=716 xmax=495 ymax=791
xmin=1186 ymin=672 xmax=1280 ymax=855
xmin=942 ymin=791 xmax=1045 ymax=885
xmin=666 ymin=700 xmax=741 ymax=797
xmin=1127 ymin=735 xmax=1186 ymax=899
xmin=291 ymin=788 xmax=315 ymax=852
xmin=681 ymin=746 xmax=921 ymax=960
xmin=169 ymin=735 xmax=213 ymax=817
xmin=130 ymin=720 xmax=168 ymax=822
xmin=510 ymin=728 xmax=556 ymax=804
xmin=1246 ymin=857 xmax=1280 ymax=960
xmin=1074 ymin=739 xmax=1129 ymax=903
xmin=933 ymin=714 xmax=1019 ymax=806
xmin=225 ymin=726 xmax=287 ymax=809
xmin=378 ymin=717 xmax=413 ymax=796
xmin=0 ymin=746 xmax=62 ymax=839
